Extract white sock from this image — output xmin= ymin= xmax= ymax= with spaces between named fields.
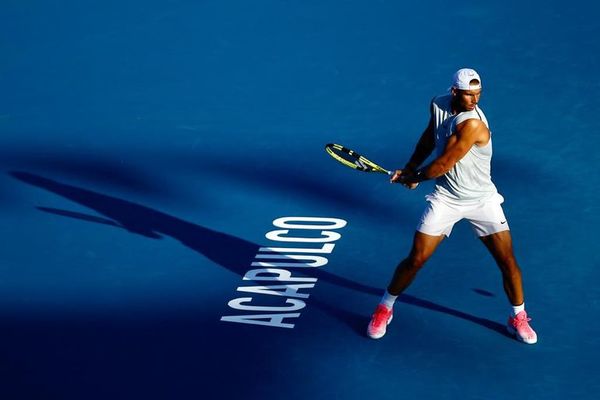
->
xmin=511 ymin=302 xmax=525 ymax=317
xmin=380 ymin=291 xmax=398 ymax=309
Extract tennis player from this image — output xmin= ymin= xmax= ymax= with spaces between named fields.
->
xmin=367 ymin=68 xmax=537 ymax=344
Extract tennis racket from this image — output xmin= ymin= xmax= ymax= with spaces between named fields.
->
xmin=324 ymin=143 xmax=393 ymax=176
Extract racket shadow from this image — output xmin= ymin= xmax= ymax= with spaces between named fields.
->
xmin=10 ymin=171 xmax=508 ymax=339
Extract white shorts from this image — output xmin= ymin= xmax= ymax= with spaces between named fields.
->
xmin=416 ymin=192 xmax=510 ymax=237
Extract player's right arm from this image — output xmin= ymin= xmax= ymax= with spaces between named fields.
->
xmin=391 ymin=103 xmax=436 ymax=185
xmin=403 ymin=114 xmax=435 ymax=173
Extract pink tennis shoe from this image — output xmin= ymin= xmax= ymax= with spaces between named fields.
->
xmin=367 ymin=304 xmax=393 ymax=339
xmin=507 ymin=310 xmax=538 ymax=344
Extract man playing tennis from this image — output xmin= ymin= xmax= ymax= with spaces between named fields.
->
xmin=367 ymin=68 xmax=537 ymax=344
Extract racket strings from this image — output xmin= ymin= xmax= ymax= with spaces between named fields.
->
xmin=327 ymin=147 xmax=370 ymax=171
xmin=325 ymin=143 xmax=389 ymax=174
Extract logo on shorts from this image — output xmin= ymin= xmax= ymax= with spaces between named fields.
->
xmin=500 ymin=221 xmax=507 ymax=224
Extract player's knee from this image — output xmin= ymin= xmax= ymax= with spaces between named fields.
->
xmin=408 ymin=252 xmax=429 ymax=270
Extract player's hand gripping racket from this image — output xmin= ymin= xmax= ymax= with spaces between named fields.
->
xmin=324 ymin=143 xmax=393 ymax=176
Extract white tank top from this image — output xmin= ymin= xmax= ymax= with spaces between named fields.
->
xmin=430 ymin=94 xmax=498 ymax=203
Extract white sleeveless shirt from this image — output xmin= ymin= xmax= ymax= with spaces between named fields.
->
xmin=430 ymin=94 xmax=498 ymax=203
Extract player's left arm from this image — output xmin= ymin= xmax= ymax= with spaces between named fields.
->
xmin=401 ymin=119 xmax=489 ymax=183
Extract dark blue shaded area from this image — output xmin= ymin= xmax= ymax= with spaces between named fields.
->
xmin=10 ymin=171 xmax=258 ymax=268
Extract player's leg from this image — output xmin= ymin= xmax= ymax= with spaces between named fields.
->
xmin=467 ymin=194 xmax=525 ymax=306
xmin=479 ymin=231 xmax=537 ymax=344
xmin=367 ymin=232 xmax=445 ymax=339
xmin=367 ymin=197 xmax=457 ymax=339
xmin=479 ymin=230 xmax=523 ymax=306
xmin=387 ymin=231 xmax=445 ymax=295
xmin=472 ymin=197 xmax=538 ymax=344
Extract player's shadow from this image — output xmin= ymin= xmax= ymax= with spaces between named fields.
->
xmin=10 ymin=171 xmax=508 ymax=338
xmin=10 ymin=171 xmax=258 ymax=277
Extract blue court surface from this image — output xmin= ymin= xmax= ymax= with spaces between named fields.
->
xmin=1 ymin=1 xmax=599 ymax=399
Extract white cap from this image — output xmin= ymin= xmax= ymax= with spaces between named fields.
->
xmin=451 ymin=68 xmax=482 ymax=90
